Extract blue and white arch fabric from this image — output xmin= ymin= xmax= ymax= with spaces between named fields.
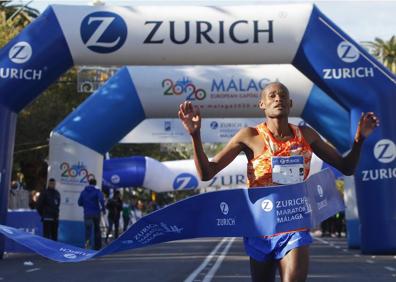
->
xmin=102 ymin=151 xmax=333 ymax=193
xmin=125 ymin=65 xmax=349 ymax=152
xmin=48 ymin=67 xmax=145 ymax=245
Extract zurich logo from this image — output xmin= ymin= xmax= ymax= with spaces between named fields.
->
xmin=373 ymin=139 xmax=396 ymax=164
xmin=111 ymin=174 xmax=120 ymax=184
xmin=337 ymin=41 xmax=360 ymax=63
xmin=63 ymin=253 xmax=77 ymax=259
xmin=220 ymin=202 xmax=229 ymax=215
xmin=173 ymin=173 xmax=199 ymax=190
xmin=80 ymin=11 xmax=127 ymax=53
xmin=9 ymin=41 xmax=32 ymax=64
xmin=210 ymin=121 xmax=219 ymax=130
xmin=164 ymin=121 xmax=171 ymax=132
xmin=261 ymin=199 xmax=273 ymax=212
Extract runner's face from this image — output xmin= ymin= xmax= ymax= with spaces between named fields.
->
xmin=259 ymin=84 xmax=291 ymax=118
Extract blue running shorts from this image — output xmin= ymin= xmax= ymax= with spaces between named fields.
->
xmin=243 ymin=230 xmax=313 ymax=262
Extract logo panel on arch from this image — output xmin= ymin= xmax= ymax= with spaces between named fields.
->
xmin=80 ymin=11 xmax=127 ymax=53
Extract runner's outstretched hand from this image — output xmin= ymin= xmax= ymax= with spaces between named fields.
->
xmin=178 ymin=101 xmax=201 ymax=136
xmin=355 ymin=112 xmax=380 ymax=142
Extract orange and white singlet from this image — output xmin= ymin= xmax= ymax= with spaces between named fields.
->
xmin=243 ymin=122 xmax=314 ymax=253
xmin=247 ymin=122 xmax=313 ymax=188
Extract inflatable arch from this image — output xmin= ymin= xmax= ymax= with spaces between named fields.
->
xmin=49 ymin=65 xmax=348 ymax=244
xmin=0 ymin=4 xmax=395 ymax=253
xmin=102 ymin=153 xmax=334 ymax=193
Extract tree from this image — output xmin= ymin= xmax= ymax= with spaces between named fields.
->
xmin=366 ymin=36 xmax=396 ymax=74
xmin=0 ymin=0 xmax=39 ymax=35
xmin=0 ymin=1 xmax=40 ymax=21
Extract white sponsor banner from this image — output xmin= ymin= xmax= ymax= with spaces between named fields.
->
xmin=52 ymin=4 xmax=313 ymax=65
xmin=121 ymin=117 xmax=306 ymax=143
xmin=143 ymin=153 xmax=324 ymax=193
xmin=129 ymin=65 xmax=313 ymax=118
xmin=48 ymin=132 xmax=103 ymax=221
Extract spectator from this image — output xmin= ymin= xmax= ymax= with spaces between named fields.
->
xmin=78 ymin=178 xmax=105 ymax=250
xmin=8 ymin=180 xmax=30 ymax=209
xmin=36 ymin=178 xmax=60 ymax=241
xmin=106 ymin=190 xmax=123 ymax=242
xmin=122 ymin=197 xmax=132 ymax=232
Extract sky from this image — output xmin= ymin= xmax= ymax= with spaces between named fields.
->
xmin=21 ymin=0 xmax=396 ymax=42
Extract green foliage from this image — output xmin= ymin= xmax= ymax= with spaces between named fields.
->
xmin=0 ymin=1 xmax=40 ymax=20
xmin=366 ymin=35 xmax=396 ymax=74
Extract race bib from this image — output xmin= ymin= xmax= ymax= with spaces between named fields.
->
xmin=271 ymin=156 xmax=304 ymax=184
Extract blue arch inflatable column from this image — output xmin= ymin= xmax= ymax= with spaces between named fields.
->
xmin=0 ymin=7 xmax=73 ymax=256
xmin=292 ymin=6 xmax=396 ymax=253
xmin=0 ymin=105 xmax=17 ymax=257
xmin=50 ymin=67 xmax=145 ymax=244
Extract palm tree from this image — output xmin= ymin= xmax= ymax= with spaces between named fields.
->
xmin=0 ymin=0 xmax=40 ymax=47
xmin=365 ymin=36 xmax=396 ymax=74
xmin=0 ymin=1 xmax=40 ymax=18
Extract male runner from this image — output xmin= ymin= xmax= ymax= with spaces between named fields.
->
xmin=178 ymin=82 xmax=379 ymax=282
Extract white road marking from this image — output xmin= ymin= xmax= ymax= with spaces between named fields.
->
xmin=366 ymin=259 xmax=374 ymax=264
xmin=184 ymin=238 xmax=228 ymax=282
xmin=354 ymin=254 xmax=361 ymax=258
xmin=26 ymin=268 xmax=40 ymax=273
xmin=202 ymin=237 xmax=235 ymax=282
xmin=385 ymin=266 xmax=396 ymax=272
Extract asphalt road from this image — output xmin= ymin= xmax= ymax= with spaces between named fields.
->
xmin=0 ymin=236 xmax=395 ymax=282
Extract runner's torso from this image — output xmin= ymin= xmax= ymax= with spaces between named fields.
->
xmin=246 ymin=122 xmax=313 ymax=236
xmin=247 ymin=122 xmax=313 ymax=188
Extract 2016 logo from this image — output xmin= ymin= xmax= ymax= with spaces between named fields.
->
xmin=9 ymin=41 xmax=32 ymax=64
xmin=80 ymin=11 xmax=127 ymax=53
xmin=261 ymin=199 xmax=273 ymax=212
xmin=220 ymin=202 xmax=229 ymax=215
xmin=373 ymin=139 xmax=396 ymax=164
xmin=337 ymin=41 xmax=359 ymax=63
xmin=173 ymin=173 xmax=198 ymax=190
xmin=162 ymin=77 xmax=207 ymax=100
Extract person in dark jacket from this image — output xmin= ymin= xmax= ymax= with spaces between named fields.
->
xmin=78 ymin=178 xmax=105 ymax=250
xmin=36 ymin=178 xmax=60 ymax=241
xmin=105 ymin=190 xmax=123 ymax=242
